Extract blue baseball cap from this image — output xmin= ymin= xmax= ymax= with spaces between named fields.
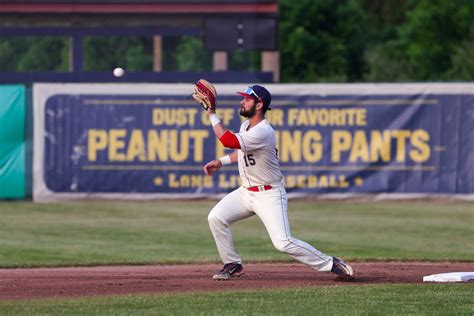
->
xmin=237 ymin=85 xmax=272 ymax=111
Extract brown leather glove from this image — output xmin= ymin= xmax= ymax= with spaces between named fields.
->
xmin=192 ymin=79 xmax=217 ymax=111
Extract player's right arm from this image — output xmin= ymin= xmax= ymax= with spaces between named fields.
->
xmin=203 ymin=150 xmax=238 ymax=175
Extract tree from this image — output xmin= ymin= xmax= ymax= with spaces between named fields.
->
xmin=363 ymin=0 xmax=474 ymax=81
xmin=2 ymin=0 xmax=473 ymax=81
xmin=174 ymin=36 xmax=212 ymax=71
xmin=84 ymin=36 xmax=152 ymax=71
xmin=0 ymin=37 xmax=68 ymax=71
xmin=445 ymin=30 xmax=474 ymax=80
xmin=279 ymin=0 xmax=367 ymax=82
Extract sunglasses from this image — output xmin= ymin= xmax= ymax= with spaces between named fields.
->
xmin=244 ymin=86 xmax=261 ymax=100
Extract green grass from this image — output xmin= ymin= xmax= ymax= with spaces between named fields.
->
xmin=0 ymin=200 xmax=472 ymax=267
xmin=0 ymin=200 xmax=472 ymax=315
xmin=0 ymin=284 xmax=472 ymax=315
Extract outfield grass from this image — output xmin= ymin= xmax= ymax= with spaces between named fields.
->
xmin=0 ymin=284 xmax=472 ymax=315
xmin=0 ymin=200 xmax=472 ymax=315
xmin=0 ymin=200 xmax=472 ymax=267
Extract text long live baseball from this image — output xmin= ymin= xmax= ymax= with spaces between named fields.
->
xmin=156 ymin=173 xmax=356 ymax=189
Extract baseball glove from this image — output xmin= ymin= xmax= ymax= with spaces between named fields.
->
xmin=192 ymin=79 xmax=217 ymax=111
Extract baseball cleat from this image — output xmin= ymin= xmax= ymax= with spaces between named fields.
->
xmin=331 ymin=257 xmax=354 ymax=281
xmin=213 ymin=263 xmax=243 ymax=280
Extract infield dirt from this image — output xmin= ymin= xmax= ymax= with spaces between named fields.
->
xmin=0 ymin=262 xmax=472 ymax=300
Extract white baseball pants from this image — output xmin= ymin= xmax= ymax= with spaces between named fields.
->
xmin=208 ymin=186 xmax=333 ymax=272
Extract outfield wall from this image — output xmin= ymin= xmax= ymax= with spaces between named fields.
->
xmin=32 ymin=83 xmax=474 ymax=201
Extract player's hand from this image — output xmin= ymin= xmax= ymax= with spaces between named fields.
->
xmin=203 ymin=159 xmax=222 ymax=175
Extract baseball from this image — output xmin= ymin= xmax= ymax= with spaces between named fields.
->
xmin=113 ymin=67 xmax=125 ymax=77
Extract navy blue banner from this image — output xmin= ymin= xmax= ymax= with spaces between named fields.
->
xmin=41 ymin=91 xmax=474 ymax=195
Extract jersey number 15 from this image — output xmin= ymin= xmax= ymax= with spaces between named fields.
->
xmin=243 ymin=154 xmax=256 ymax=167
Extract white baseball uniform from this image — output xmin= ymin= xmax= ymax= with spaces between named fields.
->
xmin=208 ymin=119 xmax=333 ymax=271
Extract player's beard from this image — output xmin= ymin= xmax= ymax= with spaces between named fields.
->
xmin=239 ymin=102 xmax=257 ymax=118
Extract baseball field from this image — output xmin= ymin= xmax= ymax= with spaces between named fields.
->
xmin=0 ymin=199 xmax=472 ymax=314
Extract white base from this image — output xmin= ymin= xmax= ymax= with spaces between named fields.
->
xmin=423 ymin=272 xmax=474 ymax=282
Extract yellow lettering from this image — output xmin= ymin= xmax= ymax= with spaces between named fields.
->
xmin=287 ymin=109 xmax=368 ymax=127
xmin=339 ymin=175 xmax=349 ymax=188
xmin=152 ymin=108 xmax=198 ymax=126
xmin=87 ymin=128 xmax=211 ymax=163
xmin=201 ymin=109 xmax=234 ymax=126
xmin=201 ymin=111 xmax=211 ymax=126
xmin=305 ymin=109 xmax=318 ymax=125
xmin=169 ymin=130 xmax=188 ymax=162
xmin=331 ymin=130 xmax=352 ymax=162
xmin=287 ymin=109 xmax=298 ymax=126
xmin=267 ymin=108 xmax=284 ymax=126
xmin=169 ymin=173 xmax=179 ymax=188
xmin=215 ymin=139 xmax=226 ymax=159
xmin=392 ymin=130 xmax=411 ymax=162
xmin=218 ymin=174 xmax=241 ymax=188
xmin=284 ymin=175 xmax=349 ymax=188
xmin=355 ymin=109 xmax=367 ymax=126
xmin=147 ymin=130 xmax=169 ymax=161
xmin=345 ymin=109 xmax=356 ymax=125
xmin=294 ymin=110 xmax=307 ymax=126
xmin=280 ymin=130 xmax=302 ymax=162
xmin=87 ymin=129 xmax=107 ymax=161
xmin=329 ymin=109 xmax=341 ymax=125
xmin=349 ymin=131 xmax=369 ymax=162
xmin=220 ymin=109 xmax=235 ymax=125
xmin=317 ymin=109 xmax=329 ymax=125
xmin=307 ymin=175 xmax=317 ymax=188
xmin=189 ymin=130 xmax=209 ymax=162
xmin=108 ymin=129 xmax=126 ymax=161
xmin=370 ymin=130 xmax=391 ymax=162
xmin=302 ymin=131 xmax=322 ymax=162
xmin=318 ymin=176 xmax=328 ymax=188
xmin=126 ymin=129 xmax=146 ymax=161
xmin=168 ymin=173 xmax=213 ymax=188
xmin=410 ymin=129 xmax=430 ymax=162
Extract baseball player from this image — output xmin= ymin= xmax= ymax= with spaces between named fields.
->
xmin=201 ymin=84 xmax=354 ymax=281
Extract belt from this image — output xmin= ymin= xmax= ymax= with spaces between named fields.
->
xmin=246 ymin=185 xmax=273 ymax=192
